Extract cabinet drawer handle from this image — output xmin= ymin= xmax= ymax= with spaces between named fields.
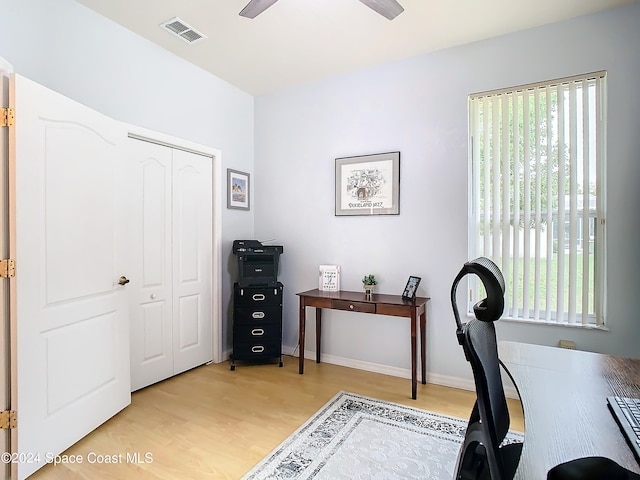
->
xmin=252 ymin=294 xmax=266 ymax=301
xmin=252 ymin=311 xmax=265 ymax=319
xmin=251 ymin=345 xmax=265 ymax=353
xmin=349 ymin=304 xmax=354 ymax=310
xmin=251 ymin=328 xmax=264 ymax=336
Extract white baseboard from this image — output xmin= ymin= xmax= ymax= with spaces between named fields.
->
xmin=233 ymin=345 xmax=519 ymax=400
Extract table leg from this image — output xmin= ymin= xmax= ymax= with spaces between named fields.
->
xmin=410 ymin=308 xmax=417 ymax=400
xmin=316 ymin=308 xmax=322 ymax=364
xmin=420 ymin=309 xmax=426 ymax=385
xmin=299 ymin=299 xmax=305 ymax=374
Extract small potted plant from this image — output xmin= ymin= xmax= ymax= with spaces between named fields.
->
xmin=362 ymin=274 xmax=377 ymax=297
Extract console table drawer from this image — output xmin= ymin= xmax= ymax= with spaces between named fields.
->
xmin=332 ymin=299 xmax=376 ymax=313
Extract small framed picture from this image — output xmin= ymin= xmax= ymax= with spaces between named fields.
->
xmin=227 ymin=169 xmax=250 ymax=210
xmin=402 ymin=276 xmax=421 ymax=300
xmin=319 ymin=264 xmax=341 ymax=292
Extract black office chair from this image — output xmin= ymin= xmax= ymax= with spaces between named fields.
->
xmin=548 ymin=456 xmax=640 ymax=479
xmin=451 ymin=257 xmax=523 ymax=480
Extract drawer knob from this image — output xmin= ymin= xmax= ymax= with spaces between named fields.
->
xmin=251 ymin=328 xmax=264 ymax=336
xmin=252 ymin=311 xmax=265 ymax=319
xmin=349 ymin=304 xmax=354 ymax=310
xmin=252 ymin=293 xmax=266 ymax=301
xmin=251 ymin=345 xmax=265 ymax=353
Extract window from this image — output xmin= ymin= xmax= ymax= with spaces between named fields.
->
xmin=468 ymin=72 xmax=606 ymax=326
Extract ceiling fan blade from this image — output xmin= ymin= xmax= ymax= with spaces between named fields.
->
xmin=239 ymin=0 xmax=279 ymax=19
xmin=358 ymin=0 xmax=404 ymax=20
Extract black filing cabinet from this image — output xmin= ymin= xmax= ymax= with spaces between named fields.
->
xmin=231 ymin=240 xmax=284 ymax=370
xmin=231 ymin=283 xmax=283 ymax=370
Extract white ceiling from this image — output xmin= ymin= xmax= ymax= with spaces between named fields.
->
xmin=76 ymin=0 xmax=633 ymax=96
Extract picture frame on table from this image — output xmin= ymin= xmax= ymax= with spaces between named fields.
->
xmin=227 ymin=169 xmax=250 ymax=210
xmin=335 ymin=152 xmax=400 ymax=216
xmin=402 ymin=276 xmax=421 ymax=300
xmin=319 ymin=265 xmax=341 ymax=292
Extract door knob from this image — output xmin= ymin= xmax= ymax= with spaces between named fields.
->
xmin=118 ymin=276 xmax=130 ymax=286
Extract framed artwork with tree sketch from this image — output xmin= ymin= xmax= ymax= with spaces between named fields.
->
xmin=335 ymin=152 xmax=400 ymax=216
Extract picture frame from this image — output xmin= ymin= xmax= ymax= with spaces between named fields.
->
xmin=335 ymin=152 xmax=400 ymax=216
xmin=402 ymin=276 xmax=421 ymax=300
xmin=227 ymin=169 xmax=250 ymax=210
xmin=319 ymin=264 xmax=341 ymax=292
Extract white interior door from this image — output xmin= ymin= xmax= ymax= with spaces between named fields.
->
xmin=10 ymin=73 xmax=131 ymax=480
xmin=128 ymin=140 xmax=212 ymax=390
xmin=128 ymin=139 xmax=173 ymax=391
xmin=0 ymin=61 xmax=12 ymax=480
xmin=172 ymin=149 xmax=212 ymax=375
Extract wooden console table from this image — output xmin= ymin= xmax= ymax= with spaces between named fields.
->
xmin=296 ymin=289 xmax=430 ymax=399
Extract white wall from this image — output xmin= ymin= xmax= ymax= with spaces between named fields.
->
xmin=254 ymin=3 xmax=640 ymax=387
xmin=2 ymin=0 xmax=638 ymax=388
xmin=0 ymin=0 xmax=255 ymax=348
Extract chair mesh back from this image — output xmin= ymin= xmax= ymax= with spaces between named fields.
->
xmin=451 ymin=257 xmax=511 ymax=454
xmin=465 ymin=318 xmax=510 ymax=443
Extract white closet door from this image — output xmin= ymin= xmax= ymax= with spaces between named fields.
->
xmin=128 ymin=139 xmax=173 ymax=391
xmin=11 ymin=73 xmax=131 ymax=479
xmin=128 ymin=140 xmax=212 ymax=390
xmin=172 ymin=149 xmax=212 ymax=374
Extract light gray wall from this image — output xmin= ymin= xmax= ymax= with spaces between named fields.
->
xmin=2 ymin=0 xmax=639 ymax=388
xmin=0 ymin=0 xmax=255 ymax=346
xmin=254 ymin=3 xmax=640 ymax=387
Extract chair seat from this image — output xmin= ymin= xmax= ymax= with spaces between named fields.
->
xmin=547 ymin=456 xmax=640 ymax=480
xmin=501 ymin=442 xmax=523 ymax=479
xmin=459 ymin=441 xmax=523 ymax=480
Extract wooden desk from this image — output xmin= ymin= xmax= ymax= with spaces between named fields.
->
xmin=296 ymin=289 xmax=430 ymax=399
xmin=499 ymin=341 xmax=640 ymax=478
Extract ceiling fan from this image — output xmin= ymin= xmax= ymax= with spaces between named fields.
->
xmin=239 ymin=0 xmax=405 ymax=20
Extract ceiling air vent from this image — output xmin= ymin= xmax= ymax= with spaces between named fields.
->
xmin=160 ymin=17 xmax=207 ymax=44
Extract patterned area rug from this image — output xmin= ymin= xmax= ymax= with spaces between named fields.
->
xmin=242 ymin=391 xmax=523 ymax=480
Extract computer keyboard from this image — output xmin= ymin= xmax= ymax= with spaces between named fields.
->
xmin=607 ymin=396 xmax=640 ymax=462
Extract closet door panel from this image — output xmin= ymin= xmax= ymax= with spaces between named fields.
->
xmin=128 ymin=139 xmax=173 ymax=391
xmin=172 ymin=149 xmax=213 ymax=374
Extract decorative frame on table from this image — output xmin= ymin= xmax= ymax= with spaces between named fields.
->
xmin=402 ymin=276 xmax=421 ymax=300
xmin=335 ymin=151 xmax=400 ymax=216
xmin=227 ymin=169 xmax=250 ymax=210
xmin=319 ymin=265 xmax=341 ymax=292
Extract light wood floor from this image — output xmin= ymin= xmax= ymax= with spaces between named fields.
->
xmin=30 ymin=357 xmax=524 ymax=479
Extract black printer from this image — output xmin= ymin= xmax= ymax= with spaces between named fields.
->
xmin=232 ymin=240 xmax=284 ymax=287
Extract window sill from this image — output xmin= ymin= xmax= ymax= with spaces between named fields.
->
xmin=465 ymin=312 xmax=609 ymax=331
xmin=500 ymin=315 xmax=609 ymax=331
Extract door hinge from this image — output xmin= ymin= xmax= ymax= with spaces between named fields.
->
xmin=0 ymin=259 xmax=16 ymax=279
xmin=1 ymin=107 xmax=14 ymax=127
xmin=0 ymin=410 xmax=16 ymax=429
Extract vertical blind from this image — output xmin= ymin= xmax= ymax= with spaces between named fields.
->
xmin=469 ymin=72 xmax=606 ymax=326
